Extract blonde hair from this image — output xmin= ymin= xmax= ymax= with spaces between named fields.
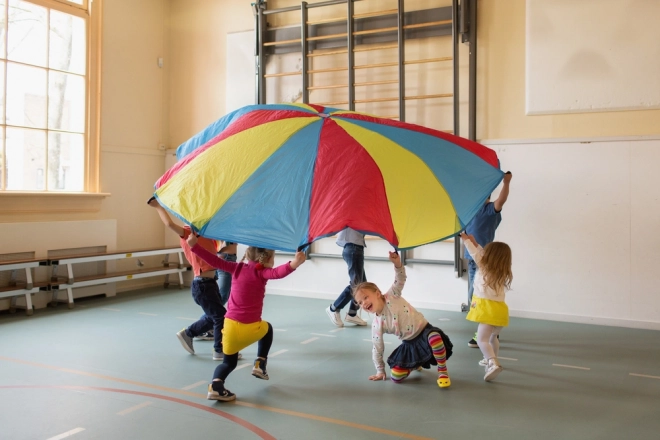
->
xmin=352 ymin=281 xmax=379 ymax=298
xmin=242 ymin=246 xmax=275 ymax=265
xmin=481 ymin=242 xmax=513 ymax=295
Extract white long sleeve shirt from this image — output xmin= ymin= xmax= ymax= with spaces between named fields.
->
xmin=465 ymin=240 xmax=506 ymax=302
xmin=371 ymin=265 xmax=428 ymax=373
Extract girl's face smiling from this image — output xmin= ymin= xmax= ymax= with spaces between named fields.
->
xmin=354 ymin=288 xmax=385 ymax=315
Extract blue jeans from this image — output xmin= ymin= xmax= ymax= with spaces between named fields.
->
xmin=216 ymin=253 xmax=236 ymax=305
xmin=467 ymin=258 xmax=477 ymax=304
xmin=186 ymin=277 xmax=226 ymax=353
xmin=332 ymin=243 xmax=365 ymax=314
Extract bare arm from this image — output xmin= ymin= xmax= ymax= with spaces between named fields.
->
xmin=148 ymin=197 xmax=185 ymax=237
xmin=493 ymin=172 xmax=512 ymax=212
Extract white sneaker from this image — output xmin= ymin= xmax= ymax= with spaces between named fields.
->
xmin=325 ymin=306 xmax=343 ymax=327
xmin=344 ymin=313 xmax=367 ymax=326
xmin=478 ymin=358 xmax=488 ymax=367
xmin=484 ymin=358 xmax=503 ymax=382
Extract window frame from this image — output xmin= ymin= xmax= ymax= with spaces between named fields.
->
xmin=0 ymin=0 xmax=107 ymax=212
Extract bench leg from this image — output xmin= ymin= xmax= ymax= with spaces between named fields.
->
xmin=24 ymin=293 xmax=34 ymax=316
xmin=66 ymin=287 xmax=74 ymax=309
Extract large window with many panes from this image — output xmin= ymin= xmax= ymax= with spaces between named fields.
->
xmin=0 ymin=0 xmax=90 ymax=191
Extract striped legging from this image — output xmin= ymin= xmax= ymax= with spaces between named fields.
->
xmin=391 ymin=331 xmax=449 ymax=383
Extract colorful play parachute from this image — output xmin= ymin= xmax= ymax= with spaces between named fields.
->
xmin=154 ymin=103 xmax=503 ymax=251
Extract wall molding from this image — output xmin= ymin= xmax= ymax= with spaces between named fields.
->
xmin=481 ymin=134 xmax=660 ymax=146
xmin=0 ymin=192 xmax=110 ymax=214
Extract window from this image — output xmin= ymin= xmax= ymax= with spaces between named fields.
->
xmin=0 ymin=0 xmax=96 ymax=192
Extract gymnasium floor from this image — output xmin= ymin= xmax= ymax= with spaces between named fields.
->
xmin=1 ymin=287 xmax=659 ymax=440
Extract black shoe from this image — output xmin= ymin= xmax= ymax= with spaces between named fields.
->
xmin=207 ymin=380 xmax=236 ymax=401
xmin=468 ymin=338 xmax=478 ymax=348
xmin=251 ymin=358 xmax=269 ymax=380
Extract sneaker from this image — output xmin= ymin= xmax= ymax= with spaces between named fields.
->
xmin=478 ymin=358 xmax=488 ymax=367
xmin=251 ymin=358 xmax=269 ymax=380
xmin=325 ymin=306 xmax=343 ymax=327
xmin=468 ymin=333 xmax=478 ymax=348
xmin=344 ymin=313 xmax=367 ymax=326
xmin=207 ymin=380 xmax=236 ymax=401
xmin=176 ymin=329 xmax=194 ymax=354
xmin=195 ymin=331 xmax=214 ymax=341
xmin=437 ymin=376 xmax=451 ymax=388
xmin=484 ymin=358 xmax=503 ymax=382
xmin=213 ymin=351 xmax=243 ymax=361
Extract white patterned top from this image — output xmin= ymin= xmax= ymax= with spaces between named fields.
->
xmin=371 ymin=265 xmax=428 ymax=373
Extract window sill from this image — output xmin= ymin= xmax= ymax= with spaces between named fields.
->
xmin=0 ymin=192 xmax=111 ymax=214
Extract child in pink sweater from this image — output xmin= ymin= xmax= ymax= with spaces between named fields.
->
xmin=187 ymin=234 xmax=306 ymax=401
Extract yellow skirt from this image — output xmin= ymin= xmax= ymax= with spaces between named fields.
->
xmin=466 ymin=297 xmax=509 ymax=327
xmin=222 ymin=318 xmax=269 ymax=355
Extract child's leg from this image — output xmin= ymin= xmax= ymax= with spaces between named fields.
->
xmin=212 ymin=353 xmax=240 ymax=382
xmin=192 ymin=280 xmax=227 ymax=354
xmin=207 ymin=354 xmax=239 ymax=401
xmin=256 ymin=322 xmax=273 ymax=359
xmin=252 ymin=322 xmax=273 ymax=380
xmin=427 ymin=332 xmax=449 ymax=379
xmin=476 ymin=324 xmax=496 ymax=360
xmin=428 ymin=331 xmax=451 ymax=388
xmin=490 ymin=326 xmax=502 ymax=358
xmin=390 ymin=366 xmax=412 ymax=383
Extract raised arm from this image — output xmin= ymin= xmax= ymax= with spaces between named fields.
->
xmin=493 ymin=171 xmax=512 ymax=212
xmin=189 ymin=240 xmax=238 ymax=273
xmin=148 ymin=197 xmax=185 ymax=237
xmin=260 ymin=251 xmax=306 ymax=280
xmin=388 ymin=251 xmax=406 ymax=297
xmin=460 ymin=232 xmax=484 ymax=266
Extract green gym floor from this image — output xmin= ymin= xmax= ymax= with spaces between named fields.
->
xmin=1 ymin=287 xmax=659 ymax=440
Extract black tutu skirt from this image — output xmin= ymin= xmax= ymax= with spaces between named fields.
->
xmin=387 ymin=323 xmax=453 ymax=370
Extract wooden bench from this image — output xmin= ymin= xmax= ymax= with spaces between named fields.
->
xmin=48 ymin=247 xmax=191 ymax=309
xmin=0 ymin=258 xmax=48 ymax=316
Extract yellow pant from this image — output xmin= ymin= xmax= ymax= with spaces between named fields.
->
xmin=222 ymin=318 xmax=269 ymax=355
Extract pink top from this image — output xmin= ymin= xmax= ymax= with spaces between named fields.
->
xmin=191 ymin=245 xmax=295 ymax=323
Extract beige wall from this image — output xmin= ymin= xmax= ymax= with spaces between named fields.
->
xmin=478 ymin=0 xmax=660 ymax=141
xmin=168 ymin=0 xmax=255 ymax=147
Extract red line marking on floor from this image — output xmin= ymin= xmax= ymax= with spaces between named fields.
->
xmin=0 ymin=385 xmax=276 ymax=440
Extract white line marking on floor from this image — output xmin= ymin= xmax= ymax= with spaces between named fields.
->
xmin=47 ymin=427 xmax=85 ymax=440
xmin=301 ymin=337 xmax=319 ymax=344
xmin=273 ymin=328 xmax=287 ymax=332
xmin=310 ymin=333 xmax=336 ymax=338
xmin=270 ymin=349 xmax=288 ymax=357
xmin=552 ymin=363 xmax=590 ymax=371
xmin=329 ymin=328 xmax=345 ymax=333
xmin=176 ymin=317 xmax=197 ymax=321
xmin=138 ymin=312 xmax=157 ymax=316
xmin=630 ymin=373 xmax=660 ymax=380
xmin=117 ymin=401 xmax=153 ymax=416
xmin=102 ymin=308 xmax=121 ymax=312
xmin=499 ymin=357 xmax=518 ymax=361
xmin=363 ymin=339 xmax=391 ymax=345
xmin=437 ymin=318 xmax=451 ymax=321
xmin=235 ymin=363 xmax=252 ymax=370
xmin=181 ymin=380 xmax=207 ymax=390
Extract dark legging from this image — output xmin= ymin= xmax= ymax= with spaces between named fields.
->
xmin=213 ymin=322 xmax=273 ymax=381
